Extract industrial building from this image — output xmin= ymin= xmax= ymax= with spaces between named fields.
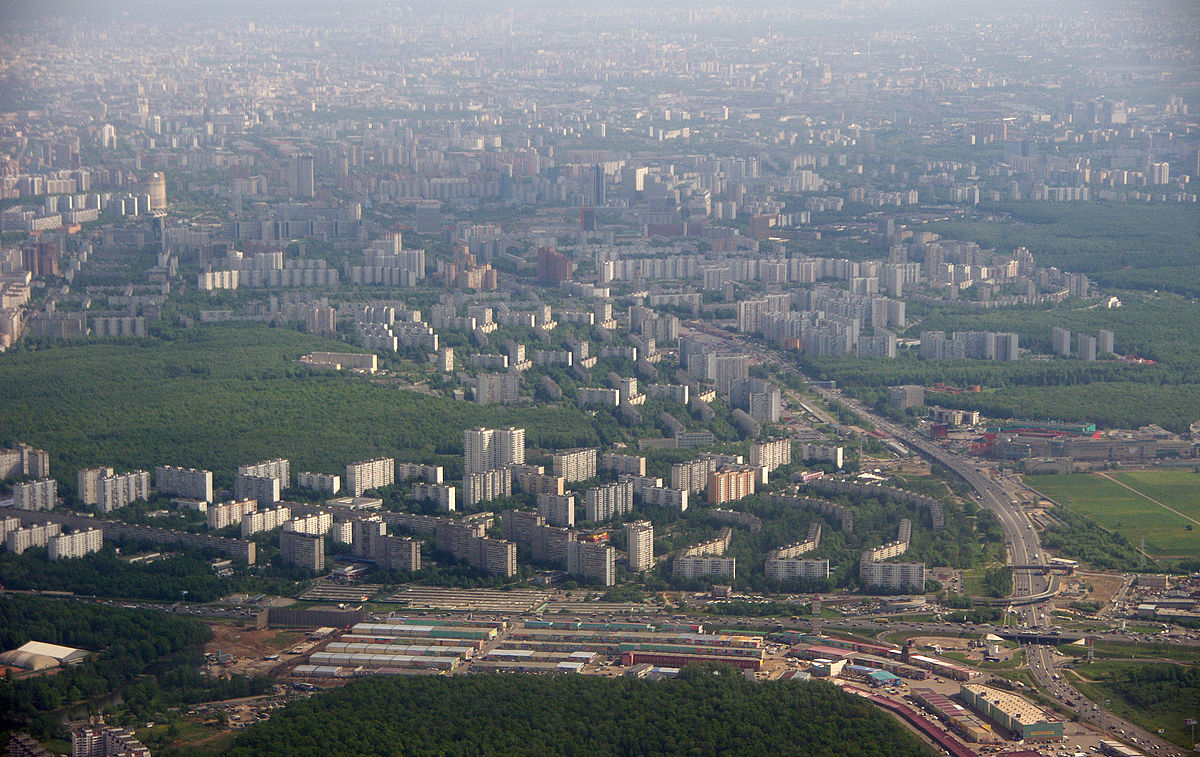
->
xmin=959 ymin=683 xmax=1063 ymax=741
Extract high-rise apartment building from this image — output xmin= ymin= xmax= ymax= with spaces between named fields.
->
xmin=463 ymin=467 xmax=512 ymax=506
xmin=48 ymin=528 xmax=103 ymax=561
xmin=567 ymin=539 xmax=615 ymax=586
xmin=98 ymin=470 xmax=150 ymax=512
xmin=536 ymin=492 xmax=575 ymax=528
xmin=584 ymin=481 xmax=634 ymax=522
xmin=0 ymin=443 xmax=49 ymax=481
xmin=1052 ymin=327 xmax=1072 ymax=357
xmin=463 ymin=427 xmax=525 ymax=474
xmin=13 ymin=479 xmax=56 ymax=511
xmin=626 ymin=520 xmax=654 ymax=572
xmin=6 ymin=522 xmax=61 ymax=554
xmin=346 ymin=457 xmax=395 ymax=497
xmin=296 ymin=471 xmax=341 ymax=494
xmin=552 ymin=448 xmax=598 ymax=482
xmin=155 ymin=466 xmax=213 ymax=502
xmin=280 ymin=529 xmax=324 ymax=573
xmin=77 ymin=467 xmax=114 ymax=506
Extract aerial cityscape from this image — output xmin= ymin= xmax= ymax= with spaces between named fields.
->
xmin=0 ymin=0 xmax=1197 ymax=755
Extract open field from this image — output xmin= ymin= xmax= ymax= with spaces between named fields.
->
xmin=1025 ymin=472 xmax=1199 ymax=558
xmin=1111 ymin=470 xmax=1200 ymax=525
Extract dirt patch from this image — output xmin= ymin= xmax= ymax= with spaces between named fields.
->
xmin=1074 ymin=571 xmax=1124 ymax=605
xmin=204 ymin=624 xmax=306 ymax=677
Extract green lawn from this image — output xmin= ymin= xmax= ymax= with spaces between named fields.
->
xmin=1112 ymin=470 xmax=1200 ymax=525
xmin=0 ymin=324 xmax=604 ymax=489
xmin=1026 ymin=473 xmax=1199 ymax=558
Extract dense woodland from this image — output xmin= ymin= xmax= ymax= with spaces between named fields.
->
xmin=229 ymin=671 xmax=938 ymax=757
xmin=0 ymin=595 xmax=270 ymax=738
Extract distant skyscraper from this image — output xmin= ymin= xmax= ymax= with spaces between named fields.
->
xmin=1098 ymin=329 xmax=1115 ymax=355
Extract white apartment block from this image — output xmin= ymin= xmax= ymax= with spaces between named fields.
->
xmin=860 ymin=560 xmax=927 ymax=592
xmin=207 ymin=499 xmax=257 ymax=529
xmin=463 ymin=467 xmax=512 ymax=506
xmin=552 ymin=448 xmax=597 ymax=483
xmin=13 ymin=478 xmax=56 ymax=511
xmin=240 ymin=506 xmax=292 ymax=537
xmin=396 ymin=462 xmax=444 ymax=483
xmin=584 ymin=481 xmax=634 ymax=522
xmin=749 ymin=438 xmax=792 ymax=473
xmin=566 ymin=540 xmax=615 ymax=586
xmin=239 ymin=458 xmax=290 ymax=483
xmin=346 ymin=457 xmax=396 ymax=496
xmin=863 ymin=539 xmax=909 ymax=564
xmin=77 ymin=467 xmax=113 ymax=506
xmin=796 ymin=443 xmax=845 ymax=468
xmin=671 ymin=458 xmax=720 ymax=494
xmin=577 ymin=387 xmax=619 ymax=407
xmin=766 ymin=558 xmax=829 ymax=582
xmin=412 ymin=482 xmax=457 ymax=512
xmin=280 ymin=530 xmax=325 ymax=573
xmin=600 ymin=453 xmax=646 ymax=476
xmin=537 ymin=492 xmax=576 ymax=528
xmin=6 ymin=522 xmax=61 ymax=554
xmin=638 ymin=485 xmax=689 ymax=512
xmin=98 ymin=470 xmax=151 ymax=512
xmin=283 ymin=512 xmax=335 ymax=536
xmin=234 ymin=474 xmax=281 ymax=505
xmin=463 ymin=427 xmax=525 ymax=474
xmin=155 ymin=466 xmax=214 ymax=502
xmin=673 ymin=556 xmax=737 ymax=580
xmin=48 ymin=528 xmax=103 ymax=561
xmin=296 ymin=471 xmax=341 ymax=494
xmin=627 ymin=520 xmax=654 ymax=572
xmin=0 ymin=443 xmax=49 ymax=480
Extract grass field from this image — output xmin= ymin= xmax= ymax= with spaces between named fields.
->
xmin=0 ymin=324 xmax=603 ymax=489
xmin=1025 ymin=471 xmax=1200 ymax=558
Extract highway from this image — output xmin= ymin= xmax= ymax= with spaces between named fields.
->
xmin=758 ymin=355 xmax=1193 ymax=757
xmin=1027 ymin=644 xmax=1187 ymax=757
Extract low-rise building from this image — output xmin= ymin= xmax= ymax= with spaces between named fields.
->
xmin=959 ymin=684 xmax=1063 ymax=741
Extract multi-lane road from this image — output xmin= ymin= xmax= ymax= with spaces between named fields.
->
xmin=1027 ymin=644 xmax=1188 ymax=757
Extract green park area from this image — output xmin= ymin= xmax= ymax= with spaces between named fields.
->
xmin=1026 ymin=471 xmax=1200 ymax=559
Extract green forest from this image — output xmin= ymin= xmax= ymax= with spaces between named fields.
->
xmin=229 ymin=671 xmax=938 ymax=757
xmin=0 ymin=324 xmax=606 ymax=489
xmin=0 ymin=595 xmax=270 ymax=739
